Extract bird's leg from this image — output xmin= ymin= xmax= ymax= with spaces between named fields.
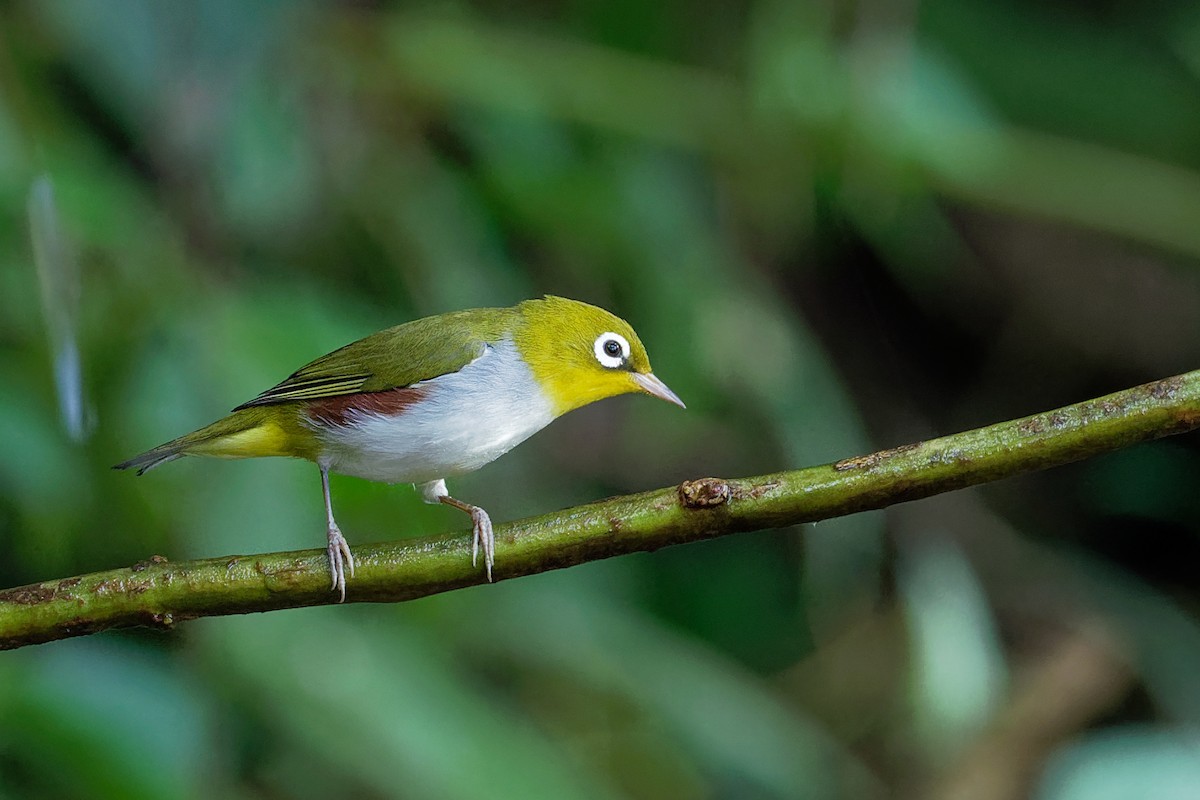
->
xmin=321 ymin=466 xmax=354 ymax=602
xmin=418 ymin=479 xmax=495 ymax=581
xmin=441 ymin=496 xmax=495 ymax=581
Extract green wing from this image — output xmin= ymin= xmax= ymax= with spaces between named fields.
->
xmin=233 ymin=308 xmax=512 ymax=410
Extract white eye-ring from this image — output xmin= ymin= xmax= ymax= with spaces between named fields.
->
xmin=593 ymin=332 xmax=629 ymax=368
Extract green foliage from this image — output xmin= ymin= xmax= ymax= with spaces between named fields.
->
xmin=2 ymin=0 xmax=1200 ymax=797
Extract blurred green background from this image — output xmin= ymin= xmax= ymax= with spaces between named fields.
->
xmin=4 ymin=0 xmax=1200 ymax=797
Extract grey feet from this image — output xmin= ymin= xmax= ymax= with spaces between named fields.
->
xmin=320 ymin=466 xmax=355 ymax=602
xmin=468 ymin=505 xmax=495 ymax=582
xmin=436 ymin=493 xmax=496 ymax=581
xmin=327 ymin=524 xmax=355 ymax=602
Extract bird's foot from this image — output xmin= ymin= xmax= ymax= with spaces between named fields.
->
xmin=434 ymin=492 xmax=496 ymax=582
xmin=469 ymin=506 xmax=495 ymax=582
xmin=327 ymin=524 xmax=355 ymax=602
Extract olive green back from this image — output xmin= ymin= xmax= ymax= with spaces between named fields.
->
xmin=234 ymin=307 xmax=518 ymax=409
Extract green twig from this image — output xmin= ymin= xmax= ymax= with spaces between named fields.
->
xmin=3 ymin=372 xmax=1199 ymax=650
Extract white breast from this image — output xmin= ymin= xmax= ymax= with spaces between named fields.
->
xmin=311 ymin=337 xmax=555 ymax=485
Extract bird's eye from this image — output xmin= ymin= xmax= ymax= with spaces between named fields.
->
xmin=593 ymin=332 xmax=629 ymax=368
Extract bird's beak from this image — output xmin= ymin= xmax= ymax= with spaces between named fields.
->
xmin=633 ymin=372 xmax=686 ymax=409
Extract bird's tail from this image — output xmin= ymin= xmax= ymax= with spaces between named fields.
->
xmin=113 ymin=440 xmax=187 ymax=475
xmin=114 ymin=409 xmax=295 ymax=476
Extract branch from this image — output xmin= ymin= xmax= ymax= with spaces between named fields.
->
xmin=4 ymin=372 xmax=1200 ymax=649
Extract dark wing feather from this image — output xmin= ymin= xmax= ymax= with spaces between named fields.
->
xmin=232 ymin=309 xmax=510 ymax=410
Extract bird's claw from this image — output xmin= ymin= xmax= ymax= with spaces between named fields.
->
xmin=470 ymin=507 xmax=494 ymax=582
xmin=436 ymin=493 xmax=496 ymax=582
xmin=327 ymin=525 xmax=355 ymax=602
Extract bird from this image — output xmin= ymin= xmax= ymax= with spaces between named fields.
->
xmin=115 ymin=296 xmax=685 ymax=601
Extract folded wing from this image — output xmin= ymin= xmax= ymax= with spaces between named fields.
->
xmin=233 ymin=310 xmax=501 ymax=410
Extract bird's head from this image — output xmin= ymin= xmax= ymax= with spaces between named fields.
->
xmin=515 ymin=296 xmax=685 ymax=416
